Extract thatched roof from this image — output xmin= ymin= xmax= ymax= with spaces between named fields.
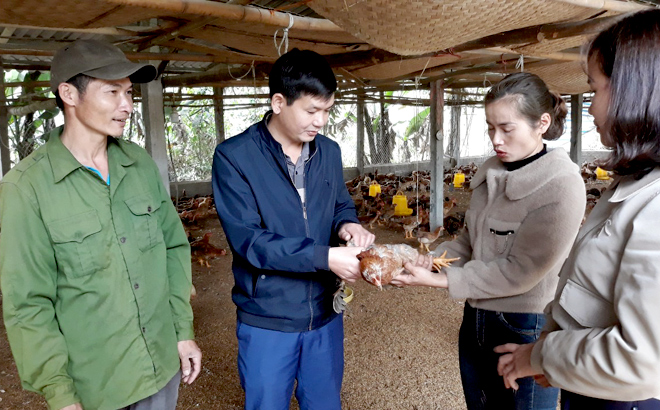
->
xmin=0 ymin=0 xmax=655 ymax=96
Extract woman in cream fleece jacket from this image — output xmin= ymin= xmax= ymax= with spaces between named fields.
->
xmin=496 ymin=11 xmax=660 ymax=410
xmin=392 ymin=73 xmax=586 ymax=410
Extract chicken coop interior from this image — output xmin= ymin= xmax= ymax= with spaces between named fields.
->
xmin=0 ymin=1 xmax=654 ymax=409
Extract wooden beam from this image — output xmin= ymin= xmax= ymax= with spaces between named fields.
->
xmin=0 ymin=23 xmax=138 ymax=36
xmin=429 ymin=80 xmax=444 ymax=231
xmin=336 ymin=67 xmax=367 ymax=87
xmin=213 ymin=87 xmax=225 ymax=145
xmin=551 ymin=0 xmax=648 ymax=12
xmin=104 ymin=0 xmax=343 ymax=31
xmin=570 ymin=94 xmax=583 ymax=164
xmin=451 ymin=15 xmax=622 ymax=54
xmin=0 ymin=46 xmax=239 ymax=63
xmin=0 ymin=28 xmax=16 ymax=45
xmin=162 ymin=63 xmax=270 ymax=87
xmin=0 ymin=59 xmax=11 ymax=176
xmin=486 ymin=47 xmax=582 ymax=62
xmin=4 ymin=80 xmax=50 ymax=88
xmin=137 ymin=16 xmax=218 ymax=51
xmin=8 ymin=100 xmax=56 ymax=117
xmin=356 ymin=91 xmax=365 ymax=174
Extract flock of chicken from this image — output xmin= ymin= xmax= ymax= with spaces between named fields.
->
xmin=175 ymin=161 xmax=609 ymax=277
xmin=346 ymin=167 xmax=474 ymax=252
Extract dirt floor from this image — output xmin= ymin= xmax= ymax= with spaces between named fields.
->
xmin=0 ymin=178 xmax=609 ymax=409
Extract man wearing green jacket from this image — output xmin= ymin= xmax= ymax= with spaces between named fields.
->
xmin=0 ymin=39 xmax=201 ymax=410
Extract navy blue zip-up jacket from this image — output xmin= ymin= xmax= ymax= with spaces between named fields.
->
xmin=211 ymin=116 xmax=359 ymax=332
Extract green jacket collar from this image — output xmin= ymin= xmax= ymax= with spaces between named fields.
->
xmin=46 ymin=126 xmax=136 ymax=183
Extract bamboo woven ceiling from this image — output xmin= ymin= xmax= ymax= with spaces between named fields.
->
xmin=0 ymin=0 xmax=656 ymax=95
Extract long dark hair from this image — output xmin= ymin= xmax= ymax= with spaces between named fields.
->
xmin=485 ymin=72 xmax=567 ymax=141
xmin=588 ymin=10 xmax=660 ymax=175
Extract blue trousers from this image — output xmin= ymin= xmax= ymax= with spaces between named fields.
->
xmin=561 ymin=390 xmax=660 ymax=410
xmin=236 ymin=314 xmax=344 ymax=410
xmin=459 ymin=303 xmax=559 ymax=410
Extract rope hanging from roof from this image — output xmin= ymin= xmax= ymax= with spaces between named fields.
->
xmin=515 ymin=54 xmax=525 ymax=72
xmin=274 ymin=14 xmax=295 ymax=56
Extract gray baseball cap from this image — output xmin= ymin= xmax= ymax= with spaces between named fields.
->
xmin=50 ymin=39 xmax=158 ymax=93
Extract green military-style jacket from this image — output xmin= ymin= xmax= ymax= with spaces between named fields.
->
xmin=0 ymin=129 xmax=194 ymax=410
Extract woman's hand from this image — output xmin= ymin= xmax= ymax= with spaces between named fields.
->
xmin=389 ymin=262 xmax=448 ymax=288
xmin=494 ymin=341 xmax=544 ymax=390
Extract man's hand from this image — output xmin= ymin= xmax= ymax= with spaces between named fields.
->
xmin=178 ymin=340 xmax=202 ymax=385
xmin=328 ymin=246 xmax=364 ymax=283
xmin=494 ymin=341 xmax=541 ymax=390
xmin=390 ymin=263 xmax=448 ymax=288
xmin=60 ymin=404 xmax=83 ymax=410
xmin=338 ymin=223 xmax=375 ymax=248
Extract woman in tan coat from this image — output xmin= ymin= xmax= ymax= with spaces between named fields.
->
xmin=391 ymin=72 xmax=586 ymax=410
xmin=496 ymin=10 xmax=660 ymax=410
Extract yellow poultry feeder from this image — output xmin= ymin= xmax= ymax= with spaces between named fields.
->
xmin=392 ymin=191 xmax=413 ymax=216
xmin=453 ymin=172 xmax=466 ymax=188
xmin=596 ymin=167 xmax=610 ymax=180
xmin=368 ymin=180 xmax=381 ymax=197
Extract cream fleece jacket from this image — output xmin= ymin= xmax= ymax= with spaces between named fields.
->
xmin=438 ymin=148 xmax=586 ymax=313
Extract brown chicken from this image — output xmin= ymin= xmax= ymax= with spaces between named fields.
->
xmin=179 ymin=196 xmax=215 ymax=224
xmin=444 ymin=196 xmax=458 ymax=217
xmin=357 ymin=244 xmax=459 ymax=289
xmin=190 ymin=232 xmax=227 ymax=267
xmin=402 ymin=219 xmax=420 ymax=239
xmin=417 ymin=226 xmax=444 ymax=252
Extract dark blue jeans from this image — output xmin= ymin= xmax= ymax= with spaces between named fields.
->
xmin=561 ymin=390 xmax=660 ymax=410
xmin=459 ymin=303 xmax=559 ymax=410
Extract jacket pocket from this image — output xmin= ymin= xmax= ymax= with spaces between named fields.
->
xmin=486 ymin=217 xmax=521 ymax=255
xmin=125 ymin=192 xmax=164 ymax=252
xmin=559 ymin=279 xmax=617 ymax=328
xmin=47 ymin=210 xmax=108 ymax=278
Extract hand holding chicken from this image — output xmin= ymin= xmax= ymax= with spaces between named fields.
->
xmin=357 ymin=244 xmax=458 ymax=289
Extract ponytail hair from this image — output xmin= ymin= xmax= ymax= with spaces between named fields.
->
xmin=546 ymin=90 xmax=568 ymax=140
xmin=485 ymin=72 xmax=566 ymax=141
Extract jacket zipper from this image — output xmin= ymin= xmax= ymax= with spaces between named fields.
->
xmin=304 ymin=149 xmax=316 ymax=330
xmin=280 ymin=147 xmax=317 ymax=330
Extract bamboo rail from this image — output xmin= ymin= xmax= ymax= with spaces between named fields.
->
xmin=552 ymin=0 xmax=649 ymax=12
xmin=103 ymin=0 xmax=343 ymax=31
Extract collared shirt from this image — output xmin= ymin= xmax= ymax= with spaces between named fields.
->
xmin=0 ymin=128 xmax=193 ymax=410
xmin=284 ymin=142 xmax=309 ymax=202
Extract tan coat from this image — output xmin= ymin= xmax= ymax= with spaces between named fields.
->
xmin=440 ymin=148 xmax=585 ymax=313
xmin=531 ymin=167 xmax=660 ymax=401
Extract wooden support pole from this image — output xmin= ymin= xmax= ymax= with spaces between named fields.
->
xmin=356 ymin=91 xmax=365 ymax=174
xmin=449 ymin=93 xmax=461 ymax=168
xmin=0 ymin=59 xmax=11 ymax=176
xmin=142 ymin=75 xmax=170 ymax=193
xmin=213 ymin=86 xmax=225 ymax=145
xmin=378 ymin=91 xmax=385 ymax=164
xmin=429 ymin=80 xmax=444 ymax=231
xmin=570 ymin=94 xmax=583 ymax=165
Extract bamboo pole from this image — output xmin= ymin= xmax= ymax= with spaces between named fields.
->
xmin=429 ymin=80 xmax=444 ymax=231
xmin=213 ymin=87 xmax=225 ymax=145
xmin=0 ymin=59 xmax=10 ymax=176
xmin=0 ymin=23 xmax=138 ymax=36
xmin=0 ymin=47 xmax=233 ymax=63
xmin=104 ymin=0 xmax=343 ymax=31
xmin=570 ymin=94 xmax=583 ymax=165
xmin=551 ymin=0 xmax=648 ymax=12
xmin=8 ymin=99 xmax=56 ymax=117
xmin=356 ymin=91 xmax=365 ymax=174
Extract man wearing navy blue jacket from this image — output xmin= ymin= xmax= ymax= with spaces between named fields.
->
xmin=212 ymin=48 xmax=375 ymax=410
